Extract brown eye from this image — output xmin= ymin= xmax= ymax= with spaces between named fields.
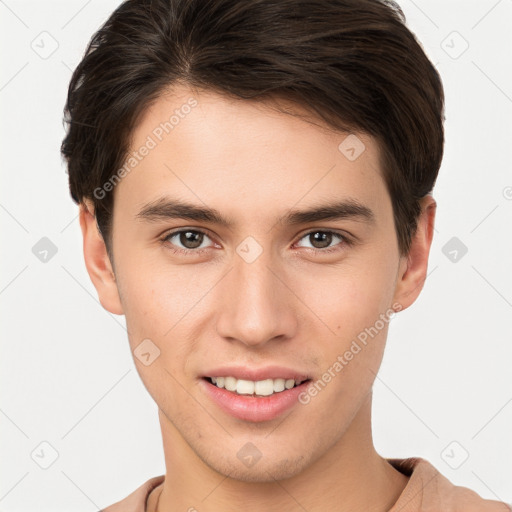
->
xmin=163 ymin=230 xmax=212 ymax=251
xmin=178 ymin=231 xmax=203 ymax=249
xmin=296 ymin=230 xmax=346 ymax=251
xmin=310 ymin=232 xmax=333 ymax=249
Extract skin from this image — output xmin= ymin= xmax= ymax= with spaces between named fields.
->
xmin=79 ymin=84 xmax=436 ymax=512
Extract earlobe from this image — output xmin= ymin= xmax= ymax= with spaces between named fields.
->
xmin=79 ymin=199 xmax=124 ymax=315
xmin=392 ymin=195 xmax=437 ymax=311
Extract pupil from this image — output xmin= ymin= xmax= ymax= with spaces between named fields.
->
xmin=311 ymin=232 xmax=331 ymax=249
xmin=181 ymin=231 xmax=203 ymax=249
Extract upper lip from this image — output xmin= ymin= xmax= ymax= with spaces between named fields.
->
xmin=202 ymin=365 xmax=311 ymax=382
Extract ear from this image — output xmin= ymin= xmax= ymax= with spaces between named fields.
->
xmin=79 ymin=199 xmax=124 ymax=315
xmin=392 ymin=194 xmax=436 ymax=311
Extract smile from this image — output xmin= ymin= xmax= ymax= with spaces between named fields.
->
xmin=207 ymin=376 xmax=308 ymax=397
xmin=201 ymin=375 xmax=312 ymax=422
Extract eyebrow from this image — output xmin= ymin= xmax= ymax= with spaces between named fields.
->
xmin=134 ymin=196 xmax=375 ymax=227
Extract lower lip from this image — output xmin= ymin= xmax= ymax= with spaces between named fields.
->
xmin=200 ymin=378 xmax=310 ymax=422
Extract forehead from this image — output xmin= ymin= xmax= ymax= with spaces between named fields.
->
xmin=114 ymin=85 xmax=390 ymax=227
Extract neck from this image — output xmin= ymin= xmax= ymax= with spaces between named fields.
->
xmin=149 ymin=392 xmax=408 ymax=512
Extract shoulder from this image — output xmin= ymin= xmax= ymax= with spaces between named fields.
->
xmin=99 ymin=475 xmax=165 ymax=512
xmin=444 ymin=485 xmax=512 ymax=512
xmin=388 ymin=457 xmax=511 ymax=512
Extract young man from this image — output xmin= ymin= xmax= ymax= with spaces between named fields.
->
xmin=61 ymin=0 xmax=511 ymax=510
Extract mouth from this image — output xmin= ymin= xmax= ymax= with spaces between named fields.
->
xmin=203 ymin=376 xmax=311 ymax=397
xmin=200 ymin=372 xmax=312 ymax=422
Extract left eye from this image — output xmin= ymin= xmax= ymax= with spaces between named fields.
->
xmin=296 ymin=230 xmax=346 ymax=251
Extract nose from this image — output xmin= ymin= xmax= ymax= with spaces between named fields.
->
xmin=215 ymin=248 xmax=298 ymax=348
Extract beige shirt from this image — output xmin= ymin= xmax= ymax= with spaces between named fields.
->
xmin=100 ymin=457 xmax=512 ymax=511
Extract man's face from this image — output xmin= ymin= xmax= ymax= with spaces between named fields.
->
xmin=105 ymin=85 xmax=407 ymax=481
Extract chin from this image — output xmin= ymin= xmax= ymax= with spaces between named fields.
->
xmin=203 ymin=449 xmax=312 ymax=483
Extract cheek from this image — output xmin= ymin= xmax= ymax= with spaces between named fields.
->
xmin=115 ymin=268 xmax=199 ymax=406
xmin=115 ymin=262 xmax=210 ymax=374
xmin=298 ymin=263 xmax=396 ymax=424
xmin=297 ymin=253 xmax=397 ymax=340
xmin=117 ymin=259 xmax=192 ymax=329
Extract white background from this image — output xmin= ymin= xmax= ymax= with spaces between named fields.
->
xmin=1 ymin=0 xmax=511 ymax=510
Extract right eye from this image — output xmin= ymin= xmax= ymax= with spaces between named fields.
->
xmin=160 ymin=229 xmax=216 ymax=255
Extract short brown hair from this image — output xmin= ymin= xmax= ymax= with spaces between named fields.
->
xmin=61 ymin=0 xmax=444 ymax=258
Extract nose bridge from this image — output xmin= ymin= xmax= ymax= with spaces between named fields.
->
xmin=215 ymin=245 xmax=297 ymax=346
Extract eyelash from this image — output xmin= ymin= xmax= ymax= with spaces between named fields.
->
xmin=159 ymin=228 xmax=353 ymax=256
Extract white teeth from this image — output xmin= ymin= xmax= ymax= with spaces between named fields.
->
xmin=285 ymin=379 xmax=295 ymax=389
xmin=236 ymin=379 xmax=255 ymax=395
xmin=254 ymin=379 xmax=274 ymax=396
xmin=224 ymin=376 xmax=237 ymax=392
xmin=273 ymin=378 xmax=285 ymax=392
xmin=209 ymin=376 xmax=306 ymax=396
